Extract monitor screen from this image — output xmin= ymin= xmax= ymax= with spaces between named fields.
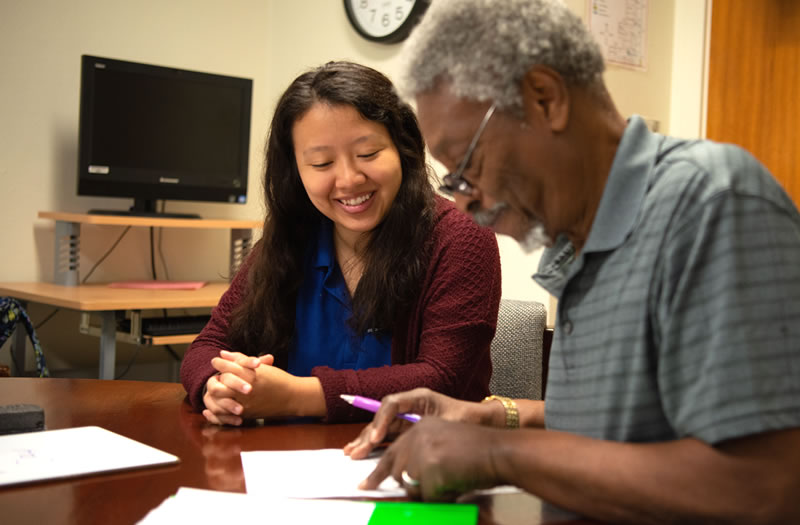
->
xmin=77 ymin=55 xmax=252 ymax=217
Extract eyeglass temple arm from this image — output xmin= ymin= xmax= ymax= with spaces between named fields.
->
xmin=453 ymin=103 xmax=497 ymax=176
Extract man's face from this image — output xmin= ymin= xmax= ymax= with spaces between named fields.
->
xmin=416 ymin=89 xmax=553 ymax=252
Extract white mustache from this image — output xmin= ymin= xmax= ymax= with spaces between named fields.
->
xmin=472 ymin=202 xmax=509 ymax=227
xmin=471 ymin=201 xmax=551 ymax=254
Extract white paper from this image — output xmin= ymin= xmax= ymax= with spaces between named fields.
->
xmin=0 ymin=426 xmax=178 ymax=487
xmin=139 ymin=487 xmax=376 ymax=525
xmin=241 ymin=448 xmax=406 ymax=499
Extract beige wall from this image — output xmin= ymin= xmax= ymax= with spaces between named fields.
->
xmin=1 ymin=0 xmax=701 ymax=377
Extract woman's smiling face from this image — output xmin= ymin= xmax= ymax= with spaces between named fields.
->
xmin=293 ymin=102 xmax=402 ymax=245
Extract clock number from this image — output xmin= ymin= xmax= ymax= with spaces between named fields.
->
xmin=346 ymin=0 xmax=429 ymax=43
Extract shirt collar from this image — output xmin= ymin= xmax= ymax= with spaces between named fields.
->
xmin=534 ymin=115 xmax=662 ymax=296
xmin=582 ymin=115 xmax=659 ymax=253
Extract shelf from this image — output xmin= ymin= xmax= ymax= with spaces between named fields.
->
xmin=38 ymin=211 xmax=262 ymax=229
xmin=144 ymin=334 xmax=199 ymax=345
xmin=39 ymin=210 xmax=260 ymax=287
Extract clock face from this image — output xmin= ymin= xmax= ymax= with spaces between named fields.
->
xmin=344 ymin=0 xmax=429 ymax=44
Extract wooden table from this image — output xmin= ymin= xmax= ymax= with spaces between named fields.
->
xmin=0 ymin=378 xmax=595 ymax=525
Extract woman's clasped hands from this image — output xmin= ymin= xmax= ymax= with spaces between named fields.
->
xmin=202 ymin=350 xmax=326 ymax=425
xmin=202 ymin=350 xmax=273 ymax=426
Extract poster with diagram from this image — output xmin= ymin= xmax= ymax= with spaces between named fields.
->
xmin=587 ymin=0 xmax=648 ymax=71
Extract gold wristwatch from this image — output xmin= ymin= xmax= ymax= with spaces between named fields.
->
xmin=482 ymin=395 xmax=520 ymax=428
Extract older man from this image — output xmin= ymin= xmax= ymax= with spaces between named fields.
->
xmin=344 ymin=0 xmax=800 ymax=522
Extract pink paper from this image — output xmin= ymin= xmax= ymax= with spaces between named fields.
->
xmin=107 ymin=280 xmax=207 ymax=290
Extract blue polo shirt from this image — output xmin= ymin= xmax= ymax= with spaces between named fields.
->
xmin=289 ymin=220 xmax=391 ymax=377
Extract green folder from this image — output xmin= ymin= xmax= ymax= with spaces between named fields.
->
xmin=368 ymin=501 xmax=478 ymax=525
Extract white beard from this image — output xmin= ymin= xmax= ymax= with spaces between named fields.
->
xmin=518 ymin=221 xmax=551 ymax=254
xmin=472 ymin=201 xmax=551 ymax=254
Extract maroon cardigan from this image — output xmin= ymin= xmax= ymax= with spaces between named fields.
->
xmin=180 ymin=197 xmax=501 ymax=422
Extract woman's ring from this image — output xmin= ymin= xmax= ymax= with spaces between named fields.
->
xmin=401 ymin=470 xmax=420 ymax=488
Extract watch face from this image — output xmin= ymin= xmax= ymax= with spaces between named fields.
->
xmin=344 ymin=0 xmax=428 ymax=44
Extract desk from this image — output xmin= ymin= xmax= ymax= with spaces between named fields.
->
xmin=0 ymin=282 xmax=228 ymax=379
xmin=1 ymin=212 xmax=260 ymax=378
xmin=0 ymin=378 xmax=596 ymax=525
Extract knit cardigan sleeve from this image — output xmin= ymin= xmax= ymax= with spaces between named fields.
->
xmin=313 ymin=197 xmax=501 ymax=422
xmin=180 ymin=254 xmax=252 ymax=411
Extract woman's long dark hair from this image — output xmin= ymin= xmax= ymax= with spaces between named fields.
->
xmin=227 ymin=61 xmax=436 ymax=368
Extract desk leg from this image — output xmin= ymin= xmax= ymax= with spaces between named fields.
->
xmin=98 ymin=311 xmax=116 ymax=380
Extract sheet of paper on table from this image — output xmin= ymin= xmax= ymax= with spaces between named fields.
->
xmin=138 ymin=487 xmax=481 ymax=525
xmin=241 ymin=448 xmax=405 ymax=498
xmin=0 ymin=426 xmax=178 ymax=487
xmin=240 ymin=448 xmax=524 ymax=500
xmin=138 ymin=488 xmax=376 ymax=524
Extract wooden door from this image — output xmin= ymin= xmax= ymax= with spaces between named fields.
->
xmin=706 ymin=0 xmax=800 ymax=205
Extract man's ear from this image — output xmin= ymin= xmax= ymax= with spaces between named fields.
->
xmin=520 ymin=65 xmax=569 ymax=132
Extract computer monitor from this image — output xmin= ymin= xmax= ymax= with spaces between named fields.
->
xmin=77 ymin=55 xmax=253 ymax=218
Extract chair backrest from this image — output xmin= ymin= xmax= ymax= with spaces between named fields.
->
xmin=489 ymin=299 xmax=547 ymax=400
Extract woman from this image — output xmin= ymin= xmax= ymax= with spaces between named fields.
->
xmin=180 ymin=61 xmax=501 ymax=424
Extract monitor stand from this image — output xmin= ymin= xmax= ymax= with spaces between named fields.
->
xmin=88 ymin=198 xmax=201 ymax=219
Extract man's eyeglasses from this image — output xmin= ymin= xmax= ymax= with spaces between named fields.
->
xmin=439 ymin=103 xmax=497 ymax=197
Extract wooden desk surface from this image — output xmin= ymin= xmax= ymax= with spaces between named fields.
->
xmin=0 ymin=282 xmax=228 ymax=311
xmin=38 ymin=211 xmax=262 ymax=230
xmin=0 ymin=379 xmax=595 ymax=525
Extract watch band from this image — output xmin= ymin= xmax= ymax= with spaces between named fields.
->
xmin=482 ymin=395 xmax=520 ymax=429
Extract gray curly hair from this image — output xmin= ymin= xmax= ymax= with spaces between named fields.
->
xmin=398 ymin=0 xmax=605 ymax=114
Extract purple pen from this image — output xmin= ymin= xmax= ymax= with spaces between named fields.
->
xmin=340 ymin=394 xmax=421 ymax=423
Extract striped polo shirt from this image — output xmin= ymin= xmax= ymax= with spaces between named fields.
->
xmin=534 ymin=116 xmax=800 ymax=445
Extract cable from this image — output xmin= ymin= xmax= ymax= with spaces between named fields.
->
xmin=114 ymin=344 xmax=145 ymax=380
xmin=152 ymin=203 xmax=182 ymax=365
xmin=34 ymin=308 xmax=60 ymax=330
xmin=81 ymin=226 xmax=132 ymax=284
xmin=158 ymin=201 xmax=171 ymax=280
xmin=77 ymin=224 xmax=135 ymax=377
xmin=163 ymin=344 xmax=181 ymax=362
xmin=150 ymin=226 xmax=158 ymax=280
xmin=26 ymin=225 xmax=131 ymax=360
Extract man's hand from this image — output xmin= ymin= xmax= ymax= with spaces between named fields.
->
xmin=358 ymin=417 xmax=502 ymax=501
xmin=343 ymin=387 xmax=489 ymax=460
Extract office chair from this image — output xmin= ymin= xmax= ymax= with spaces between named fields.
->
xmin=489 ymin=299 xmax=547 ymax=400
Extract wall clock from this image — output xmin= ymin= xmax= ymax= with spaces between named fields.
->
xmin=344 ymin=0 xmax=431 ymax=44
